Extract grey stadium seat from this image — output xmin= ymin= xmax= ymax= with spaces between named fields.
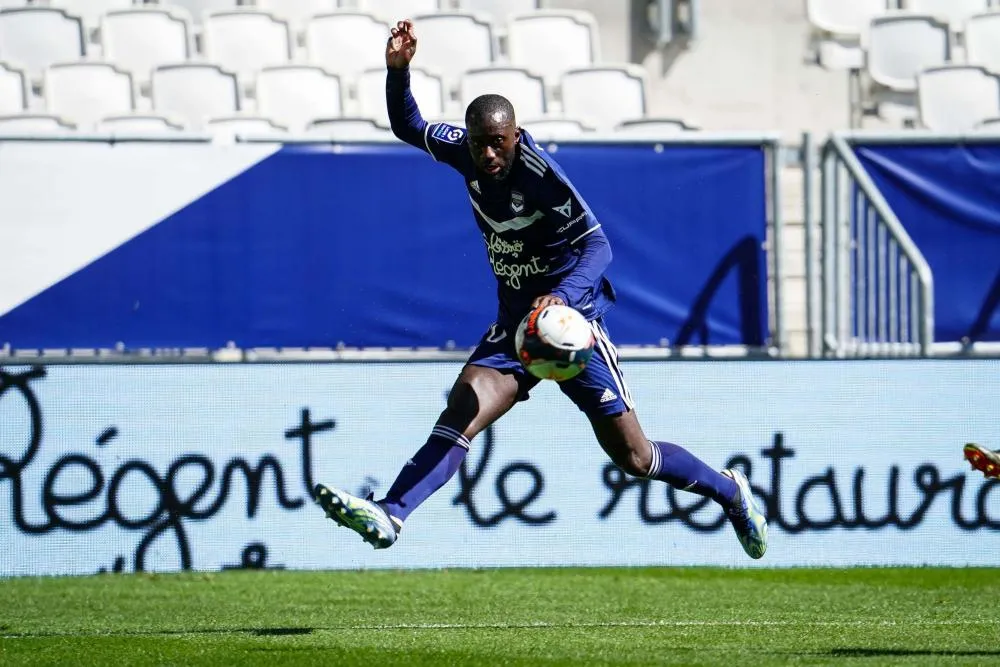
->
xmin=152 ymin=63 xmax=239 ymax=129
xmin=44 ymin=62 xmax=135 ymax=129
xmin=917 ymin=65 xmax=1000 ymax=132
xmin=255 ymin=65 xmax=343 ymax=133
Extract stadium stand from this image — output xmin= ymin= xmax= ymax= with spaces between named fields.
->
xmin=305 ymin=12 xmax=391 ymax=80
xmin=254 ymin=0 xmax=338 ymax=27
xmin=0 ymin=113 xmax=75 ymax=131
xmin=306 ymin=116 xmax=393 ymax=139
xmin=355 ymin=66 xmax=445 ymax=124
xmin=95 ymin=112 xmax=185 ymax=133
xmin=0 ymin=61 xmax=27 ymax=113
xmin=901 ymin=0 xmax=991 ymax=30
xmin=459 ymin=67 xmax=546 ymax=120
xmin=520 ymin=116 xmax=594 ymax=139
xmin=202 ymin=10 xmax=292 ymax=85
xmin=560 ymin=65 xmax=648 ymax=130
xmin=506 ymin=10 xmax=598 ymax=87
xmin=206 ymin=114 xmax=285 ymax=139
xmin=408 ymin=12 xmax=496 ymax=86
xmin=0 ymin=7 xmax=85 ymax=80
xmin=615 ymin=117 xmax=697 ymax=134
xmin=965 ymin=11 xmax=1000 ymax=73
xmin=806 ymin=0 xmax=886 ymax=71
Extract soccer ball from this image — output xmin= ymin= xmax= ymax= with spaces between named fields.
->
xmin=515 ymin=304 xmax=595 ymax=381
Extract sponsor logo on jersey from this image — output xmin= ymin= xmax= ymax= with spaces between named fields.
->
xmin=553 ymin=198 xmax=573 ymax=218
xmin=432 ymin=123 xmax=465 ymax=144
xmin=485 ymin=232 xmax=549 ymax=290
xmin=556 ymin=211 xmax=587 ymax=234
xmin=510 ymin=190 xmax=525 ymax=214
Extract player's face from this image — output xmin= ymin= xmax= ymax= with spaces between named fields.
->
xmin=468 ymin=117 xmax=519 ymax=181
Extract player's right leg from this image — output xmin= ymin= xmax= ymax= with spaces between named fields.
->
xmin=964 ymin=443 xmax=1000 ymax=479
xmin=314 ymin=327 xmax=532 ymax=549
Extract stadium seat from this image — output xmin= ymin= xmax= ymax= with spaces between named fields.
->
xmin=965 ymin=11 xmax=1000 ymax=73
xmin=355 ymin=66 xmax=444 ymax=125
xmin=507 ymin=10 xmax=598 ymax=85
xmin=0 ymin=8 xmax=85 ymax=79
xmin=560 ymin=65 xmax=647 ymax=131
xmin=0 ymin=113 xmax=75 ymax=132
xmin=96 ymin=113 xmax=185 ymax=133
xmin=305 ymin=12 xmax=390 ymax=79
xmin=49 ymin=0 xmax=135 ymax=30
xmin=976 ymin=116 xmax=1000 ymax=130
xmin=254 ymin=0 xmax=338 ymax=27
xmin=865 ymin=12 xmax=950 ymax=122
xmin=615 ymin=118 xmax=697 ymax=135
xmin=917 ymin=65 xmax=1000 ymax=131
xmin=354 ymin=0 xmax=440 ymax=19
xmin=459 ymin=67 xmax=545 ymax=119
xmin=207 ymin=114 xmax=286 ymax=141
xmin=0 ymin=0 xmax=30 ymax=7
xmin=306 ymin=117 xmax=394 ymax=140
xmin=256 ymin=65 xmax=342 ymax=132
xmin=148 ymin=0 xmax=240 ymax=24
xmin=455 ymin=0 xmax=539 ymax=27
xmin=901 ymin=0 xmax=991 ymax=31
xmin=408 ymin=13 xmax=495 ymax=85
xmin=202 ymin=10 xmax=292 ymax=84
xmin=0 ymin=61 xmax=28 ymax=114
xmin=151 ymin=63 xmax=239 ymax=129
xmin=519 ymin=116 xmax=593 ymax=140
xmin=101 ymin=8 xmax=192 ymax=84
xmin=44 ymin=62 xmax=135 ymax=129
xmin=805 ymin=0 xmax=888 ymax=70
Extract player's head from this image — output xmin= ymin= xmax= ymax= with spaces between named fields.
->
xmin=465 ymin=94 xmax=519 ymax=181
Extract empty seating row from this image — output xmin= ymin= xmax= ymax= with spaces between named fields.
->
xmin=0 ymin=6 xmax=586 ymax=87
xmin=0 ymin=61 xmax=650 ymax=131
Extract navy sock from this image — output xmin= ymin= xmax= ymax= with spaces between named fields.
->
xmin=646 ymin=440 xmax=738 ymax=507
xmin=381 ymin=425 xmax=470 ymax=525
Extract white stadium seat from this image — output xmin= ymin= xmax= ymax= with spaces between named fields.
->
xmin=306 ymin=117 xmax=394 ymax=140
xmin=866 ymin=13 xmax=950 ymax=92
xmin=507 ymin=10 xmax=598 ymax=85
xmin=805 ymin=0 xmax=888 ymax=70
xmin=965 ymin=12 xmax=1000 ymax=73
xmin=918 ymin=65 xmax=1000 ymax=131
xmin=356 ymin=66 xmax=444 ymax=125
xmin=560 ymin=65 xmax=647 ymax=131
xmin=101 ymin=8 xmax=192 ymax=83
xmin=254 ymin=0 xmax=338 ymax=26
xmin=256 ymin=65 xmax=342 ymax=132
xmin=976 ymin=116 xmax=1000 ymax=131
xmin=409 ymin=13 xmax=495 ymax=84
xmin=96 ymin=113 xmax=185 ymax=133
xmin=456 ymin=0 xmax=539 ymax=27
xmin=0 ymin=0 xmax=29 ymax=7
xmin=207 ymin=115 xmax=286 ymax=140
xmin=152 ymin=0 xmax=240 ymax=24
xmin=0 ymin=113 xmax=75 ymax=133
xmin=354 ymin=0 xmax=440 ymax=19
xmin=203 ymin=10 xmax=292 ymax=83
xmin=45 ymin=62 xmax=135 ymax=129
xmin=152 ymin=63 xmax=239 ymax=129
xmin=615 ymin=118 xmax=697 ymax=135
xmin=460 ymin=67 xmax=545 ymax=119
xmin=305 ymin=12 xmax=389 ymax=79
xmin=0 ymin=8 xmax=85 ymax=78
xmin=519 ymin=117 xmax=593 ymax=140
xmin=902 ymin=0 xmax=991 ymax=31
xmin=50 ymin=0 xmax=135 ymax=29
xmin=0 ymin=61 xmax=28 ymax=114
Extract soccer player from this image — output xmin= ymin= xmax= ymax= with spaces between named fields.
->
xmin=312 ymin=19 xmax=768 ymax=559
xmin=964 ymin=443 xmax=1000 ymax=479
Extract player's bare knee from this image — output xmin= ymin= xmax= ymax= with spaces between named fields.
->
xmin=443 ymin=380 xmax=480 ymax=427
xmin=621 ymin=441 xmax=652 ymax=477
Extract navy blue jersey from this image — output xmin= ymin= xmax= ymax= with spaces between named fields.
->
xmin=387 ymin=68 xmax=616 ymax=330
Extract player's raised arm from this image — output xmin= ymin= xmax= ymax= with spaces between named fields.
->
xmin=385 ymin=20 xmax=429 ymax=148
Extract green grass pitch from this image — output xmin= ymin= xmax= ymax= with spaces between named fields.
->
xmin=1 ymin=567 xmax=998 ymax=666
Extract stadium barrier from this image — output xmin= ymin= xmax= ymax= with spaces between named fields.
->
xmin=1 ymin=359 xmax=997 ymax=576
xmin=0 ymin=134 xmax=783 ymax=359
xmin=810 ymin=131 xmax=1000 ymax=358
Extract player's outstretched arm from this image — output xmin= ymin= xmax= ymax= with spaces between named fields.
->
xmin=386 ymin=20 xmax=428 ymax=148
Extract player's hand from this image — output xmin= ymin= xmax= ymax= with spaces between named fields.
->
xmin=532 ymin=294 xmax=565 ymax=310
xmin=386 ymin=20 xmax=417 ymax=69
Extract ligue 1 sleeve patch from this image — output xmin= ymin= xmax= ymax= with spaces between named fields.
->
xmin=431 ymin=123 xmax=466 ymax=145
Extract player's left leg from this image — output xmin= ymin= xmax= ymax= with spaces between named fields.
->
xmin=561 ymin=318 xmax=768 ymax=559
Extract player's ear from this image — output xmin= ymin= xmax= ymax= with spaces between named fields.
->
xmin=514 ymin=126 xmax=521 ymax=143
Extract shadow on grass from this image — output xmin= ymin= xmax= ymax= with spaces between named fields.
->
xmin=829 ymin=648 xmax=1000 ymax=658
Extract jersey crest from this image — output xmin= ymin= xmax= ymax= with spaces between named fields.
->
xmin=510 ymin=190 xmax=525 ymax=214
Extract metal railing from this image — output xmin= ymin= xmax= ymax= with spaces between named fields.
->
xmin=815 ymin=133 xmax=934 ymax=357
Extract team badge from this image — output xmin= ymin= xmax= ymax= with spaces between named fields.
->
xmin=510 ymin=190 xmax=525 ymax=214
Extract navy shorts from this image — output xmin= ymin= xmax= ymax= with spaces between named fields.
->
xmin=467 ymin=317 xmax=635 ymax=417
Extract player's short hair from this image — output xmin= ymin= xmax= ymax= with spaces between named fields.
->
xmin=465 ymin=94 xmax=516 ymax=130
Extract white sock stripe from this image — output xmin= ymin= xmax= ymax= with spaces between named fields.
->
xmin=647 ymin=440 xmax=661 ymax=478
xmin=520 ymin=146 xmax=548 ymax=171
xmin=592 ymin=322 xmax=633 ymax=409
xmin=431 ymin=425 xmax=471 ymax=449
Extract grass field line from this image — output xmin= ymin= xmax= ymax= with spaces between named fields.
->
xmin=3 ymin=618 xmax=998 ymax=639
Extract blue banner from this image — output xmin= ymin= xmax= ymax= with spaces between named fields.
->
xmin=855 ymin=142 xmax=1000 ymax=343
xmin=0 ymin=142 xmax=768 ymax=350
